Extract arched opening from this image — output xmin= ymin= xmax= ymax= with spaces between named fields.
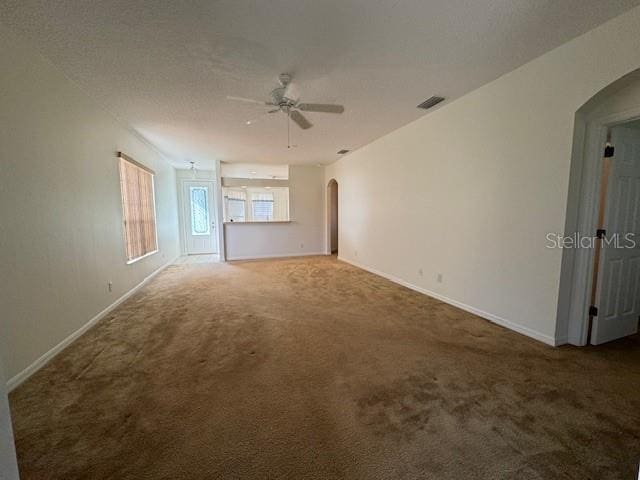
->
xmin=558 ymin=69 xmax=640 ymax=346
xmin=327 ymin=179 xmax=339 ymax=255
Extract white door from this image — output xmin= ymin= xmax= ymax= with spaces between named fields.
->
xmin=182 ymin=181 xmax=217 ymax=255
xmin=592 ymin=126 xmax=640 ymax=344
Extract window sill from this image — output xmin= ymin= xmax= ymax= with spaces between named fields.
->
xmin=224 ymin=220 xmax=292 ymax=225
xmin=126 ymin=249 xmax=159 ymax=265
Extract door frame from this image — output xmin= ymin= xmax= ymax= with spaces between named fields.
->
xmin=561 ymin=107 xmax=640 ymax=345
xmin=178 ymin=178 xmax=218 ymax=255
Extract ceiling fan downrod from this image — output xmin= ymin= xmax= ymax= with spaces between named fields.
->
xmin=287 ymin=107 xmax=291 ymax=149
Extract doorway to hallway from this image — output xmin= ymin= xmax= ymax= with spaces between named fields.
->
xmin=327 ymin=179 xmax=338 ymax=255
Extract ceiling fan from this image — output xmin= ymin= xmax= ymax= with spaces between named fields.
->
xmin=227 ymin=73 xmax=344 ymax=148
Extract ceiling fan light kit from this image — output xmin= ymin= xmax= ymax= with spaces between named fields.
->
xmin=227 ymin=73 xmax=345 ymax=147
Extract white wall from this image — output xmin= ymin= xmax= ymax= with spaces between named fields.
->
xmin=225 ymin=165 xmax=324 ymax=259
xmin=325 ymin=6 xmax=640 ymax=345
xmin=220 ymin=163 xmax=288 ymax=180
xmin=0 ymin=357 xmax=19 ymax=480
xmin=0 ymin=24 xmax=180 ymax=384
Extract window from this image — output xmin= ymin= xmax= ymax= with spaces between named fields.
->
xmin=225 ymin=190 xmax=246 ymax=222
xmin=251 ymin=192 xmax=274 ymax=221
xmin=118 ymin=153 xmax=158 ymax=263
xmin=222 ymin=187 xmax=289 ymax=222
xmin=190 ymin=186 xmax=210 ymax=235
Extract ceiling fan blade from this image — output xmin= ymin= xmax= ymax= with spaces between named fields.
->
xmin=290 ymin=110 xmax=313 ymax=130
xmin=297 ymin=103 xmax=344 ymax=114
xmin=226 ymin=95 xmax=269 ymax=105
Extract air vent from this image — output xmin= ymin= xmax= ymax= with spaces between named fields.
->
xmin=417 ymin=96 xmax=445 ymax=110
xmin=337 ymin=149 xmax=350 ymax=155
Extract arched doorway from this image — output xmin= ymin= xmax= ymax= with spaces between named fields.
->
xmin=327 ymin=179 xmax=338 ymax=255
xmin=558 ymin=69 xmax=640 ymax=346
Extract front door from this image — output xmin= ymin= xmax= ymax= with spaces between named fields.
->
xmin=592 ymin=125 xmax=640 ymax=344
xmin=182 ymin=181 xmax=217 ymax=255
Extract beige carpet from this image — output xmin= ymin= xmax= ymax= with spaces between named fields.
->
xmin=9 ymin=256 xmax=640 ymax=479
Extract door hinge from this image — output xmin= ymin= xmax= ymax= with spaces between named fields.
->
xmin=604 ymin=144 xmax=615 ymax=158
xmin=596 ymin=229 xmax=606 ymax=239
xmin=589 ymin=305 xmax=598 ymax=317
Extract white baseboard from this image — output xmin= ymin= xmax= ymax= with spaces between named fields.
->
xmin=338 ymin=256 xmax=559 ymax=347
xmin=226 ymin=252 xmax=326 ymax=261
xmin=7 ymin=256 xmax=178 ymax=392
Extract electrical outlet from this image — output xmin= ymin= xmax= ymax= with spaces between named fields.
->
xmin=436 ymin=273 xmax=443 ymax=283
xmin=300 ymin=242 xmax=304 ymax=249
xmin=418 ymin=268 xmax=424 ymax=277
xmin=108 ymin=281 xmax=113 ymax=292
xmin=354 ymin=249 xmax=358 ymax=257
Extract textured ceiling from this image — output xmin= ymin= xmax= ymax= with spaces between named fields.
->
xmin=2 ymin=0 xmax=639 ymax=167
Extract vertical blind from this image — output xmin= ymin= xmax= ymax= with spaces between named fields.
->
xmin=118 ymin=154 xmax=158 ymax=262
xmin=224 ymin=190 xmax=246 ymax=222
xmin=251 ymin=193 xmax=274 ymax=220
xmin=222 ymin=187 xmax=289 ymax=222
